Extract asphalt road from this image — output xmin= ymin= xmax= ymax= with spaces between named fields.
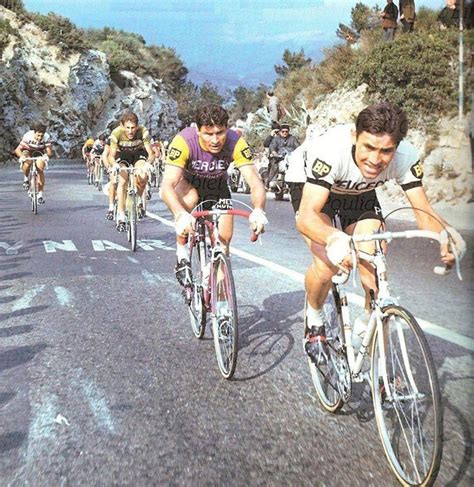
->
xmin=1 ymin=161 xmax=473 ymax=486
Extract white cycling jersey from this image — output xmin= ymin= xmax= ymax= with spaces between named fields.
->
xmin=304 ymin=124 xmax=423 ymax=195
xmin=19 ymin=130 xmax=52 ymax=153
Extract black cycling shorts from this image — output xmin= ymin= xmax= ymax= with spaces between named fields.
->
xmin=288 ymin=182 xmax=304 ymax=214
xmin=321 ymin=190 xmax=384 ymax=230
xmin=185 ymin=174 xmax=233 ymax=211
xmin=117 ymin=150 xmax=148 ymax=166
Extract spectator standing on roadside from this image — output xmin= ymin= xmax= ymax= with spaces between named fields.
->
xmin=380 ymin=0 xmax=399 ymax=41
xmin=399 ymin=0 xmax=416 ymax=32
xmin=266 ymin=91 xmax=280 ymax=124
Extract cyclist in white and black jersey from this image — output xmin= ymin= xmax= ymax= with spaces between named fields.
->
xmin=15 ymin=122 xmax=53 ymax=203
xmin=297 ymin=102 xmax=466 ymax=364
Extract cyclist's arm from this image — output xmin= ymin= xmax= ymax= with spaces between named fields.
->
xmin=144 ymin=142 xmax=155 ymax=163
xmin=15 ymin=144 xmax=25 ymax=159
xmin=160 ymin=164 xmax=188 ymax=218
xmin=108 ymin=145 xmax=118 ymax=166
xmin=296 ymin=183 xmax=338 ymax=246
xmin=239 ymin=165 xmax=266 ymax=211
xmin=45 ymin=146 xmax=53 ymax=158
xmin=405 ymin=185 xmax=461 ymax=265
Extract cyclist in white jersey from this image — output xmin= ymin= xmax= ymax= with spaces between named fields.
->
xmin=296 ymin=102 xmax=466 ymax=363
xmin=15 ymin=123 xmax=53 ymax=204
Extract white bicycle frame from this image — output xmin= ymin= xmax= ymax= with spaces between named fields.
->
xmin=334 ymin=229 xmax=460 ymax=402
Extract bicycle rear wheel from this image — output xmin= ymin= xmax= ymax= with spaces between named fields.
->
xmin=211 ymin=253 xmax=238 ymax=379
xmin=30 ymin=173 xmax=38 ymax=214
xmin=306 ymin=293 xmax=344 ymax=412
xmin=187 ymin=237 xmax=206 ymax=339
xmin=371 ymin=305 xmax=442 ymax=486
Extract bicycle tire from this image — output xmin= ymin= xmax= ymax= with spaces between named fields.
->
xmin=187 ymin=234 xmax=206 ymax=339
xmin=305 ymin=294 xmax=344 ymax=412
xmin=371 ymin=305 xmax=443 ymax=487
xmin=97 ymin=165 xmax=103 ymax=192
xmin=31 ymin=173 xmax=38 ymax=214
xmin=211 ymin=252 xmax=238 ymax=379
xmin=129 ymin=196 xmax=137 ymax=251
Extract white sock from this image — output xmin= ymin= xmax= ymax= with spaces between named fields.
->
xmin=306 ymin=303 xmax=326 ymax=330
xmin=117 ymin=211 xmax=126 ymax=222
xmin=108 ymin=203 xmax=114 ymax=211
xmin=176 ymin=243 xmax=189 ymax=261
xmin=24 ymin=176 xmax=28 ymax=182
xmin=38 ymin=191 xmax=43 ymax=198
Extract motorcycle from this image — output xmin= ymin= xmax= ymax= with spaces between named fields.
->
xmin=229 ymin=165 xmax=250 ymax=194
xmin=261 ymin=151 xmax=291 ymax=201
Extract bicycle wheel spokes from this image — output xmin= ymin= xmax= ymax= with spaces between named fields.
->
xmin=30 ymin=173 xmax=38 ymax=214
xmin=212 ymin=253 xmax=238 ymax=379
xmin=371 ymin=306 xmax=442 ymax=486
xmin=187 ymin=242 xmax=206 ymax=339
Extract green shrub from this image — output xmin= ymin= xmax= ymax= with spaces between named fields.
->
xmin=1 ymin=0 xmax=25 ymax=13
xmin=348 ymin=31 xmax=460 ymax=121
xmin=0 ymin=18 xmax=16 ymax=56
xmin=29 ymin=12 xmax=89 ymax=55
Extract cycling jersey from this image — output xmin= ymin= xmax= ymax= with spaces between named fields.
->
xmin=83 ymin=138 xmax=94 ymax=153
xmin=166 ymin=127 xmax=253 ymax=179
xmin=166 ymin=127 xmax=254 ymax=209
xmin=91 ymin=140 xmax=105 ymax=156
xmin=305 ymin=124 xmax=423 ymax=195
xmin=110 ymin=125 xmax=152 ymax=154
xmin=18 ymin=130 xmax=52 ymax=153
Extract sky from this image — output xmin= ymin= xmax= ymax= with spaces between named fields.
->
xmin=23 ymin=0 xmax=443 ymax=88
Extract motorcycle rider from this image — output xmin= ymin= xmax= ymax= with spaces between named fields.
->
xmin=266 ymin=124 xmax=299 ymax=189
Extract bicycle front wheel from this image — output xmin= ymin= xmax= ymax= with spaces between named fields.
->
xmin=371 ymin=305 xmax=442 ymax=487
xmin=127 ymin=196 xmax=137 ymax=251
xmin=211 ymin=253 xmax=238 ymax=379
xmin=31 ymin=174 xmax=38 ymax=214
xmin=97 ymin=165 xmax=103 ymax=192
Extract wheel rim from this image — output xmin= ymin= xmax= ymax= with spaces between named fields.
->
xmin=212 ymin=255 xmax=238 ymax=378
xmin=371 ymin=308 xmax=442 ymax=486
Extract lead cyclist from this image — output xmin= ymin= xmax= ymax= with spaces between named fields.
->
xmin=296 ymin=102 xmax=466 ymax=363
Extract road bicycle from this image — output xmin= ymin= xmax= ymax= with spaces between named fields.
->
xmin=22 ymin=156 xmax=46 ymax=214
xmin=183 ymin=204 xmax=257 ymax=379
xmin=306 ymin=224 xmax=463 ymax=486
xmin=93 ymin=156 xmax=104 ymax=192
xmin=115 ymin=165 xmax=147 ymax=252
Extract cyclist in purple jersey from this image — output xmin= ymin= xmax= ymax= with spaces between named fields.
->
xmin=161 ymin=104 xmax=267 ymax=286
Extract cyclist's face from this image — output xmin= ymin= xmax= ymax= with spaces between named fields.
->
xmin=353 ymin=131 xmax=397 ymax=179
xmin=198 ymin=125 xmax=227 ymax=154
xmin=34 ymin=131 xmax=44 ymax=142
xmin=122 ymin=121 xmax=138 ymax=140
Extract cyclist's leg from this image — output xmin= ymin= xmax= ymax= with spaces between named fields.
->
xmin=107 ymin=168 xmax=117 ymax=220
xmin=134 ymin=159 xmax=148 ymax=198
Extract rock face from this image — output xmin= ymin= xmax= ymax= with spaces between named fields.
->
xmin=0 ymin=6 xmax=180 ymax=161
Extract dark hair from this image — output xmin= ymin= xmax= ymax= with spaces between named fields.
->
xmin=120 ymin=111 xmax=139 ymax=126
xmin=280 ymin=124 xmax=290 ymax=131
xmin=31 ymin=123 xmax=47 ymax=133
xmin=271 ymin=121 xmax=280 ymax=130
xmin=195 ymin=104 xmax=229 ymax=129
xmin=98 ymin=134 xmax=107 ymax=141
xmin=356 ymin=102 xmax=408 ymax=144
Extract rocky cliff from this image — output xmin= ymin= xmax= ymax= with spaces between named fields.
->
xmin=0 ymin=6 xmax=180 ymax=160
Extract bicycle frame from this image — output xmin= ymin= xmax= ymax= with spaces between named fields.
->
xmin=332 ymin=229 xmax=453 ymax=399
xmin=189 ymin=209 xmax=255 ymax=315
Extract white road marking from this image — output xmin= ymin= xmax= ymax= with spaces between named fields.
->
xmin=146 ymin=210 xmax=474 ymax=352
xmin=43 ymin=240 xmax=78 ymax=253
xmin=0 ymin=240 xmax=24 ymax=255
xmin=128 ymin=256 xmax=140 ymax=264
xmin=91 ymin=240 xmax=129 ymax=252
xmin=12 ymin=285 xmax=45 ymax=312
xmin=79 ymin=379 xmax=115 ymax=433
xmin=54 ymin=286 xmax=73 ymax=307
